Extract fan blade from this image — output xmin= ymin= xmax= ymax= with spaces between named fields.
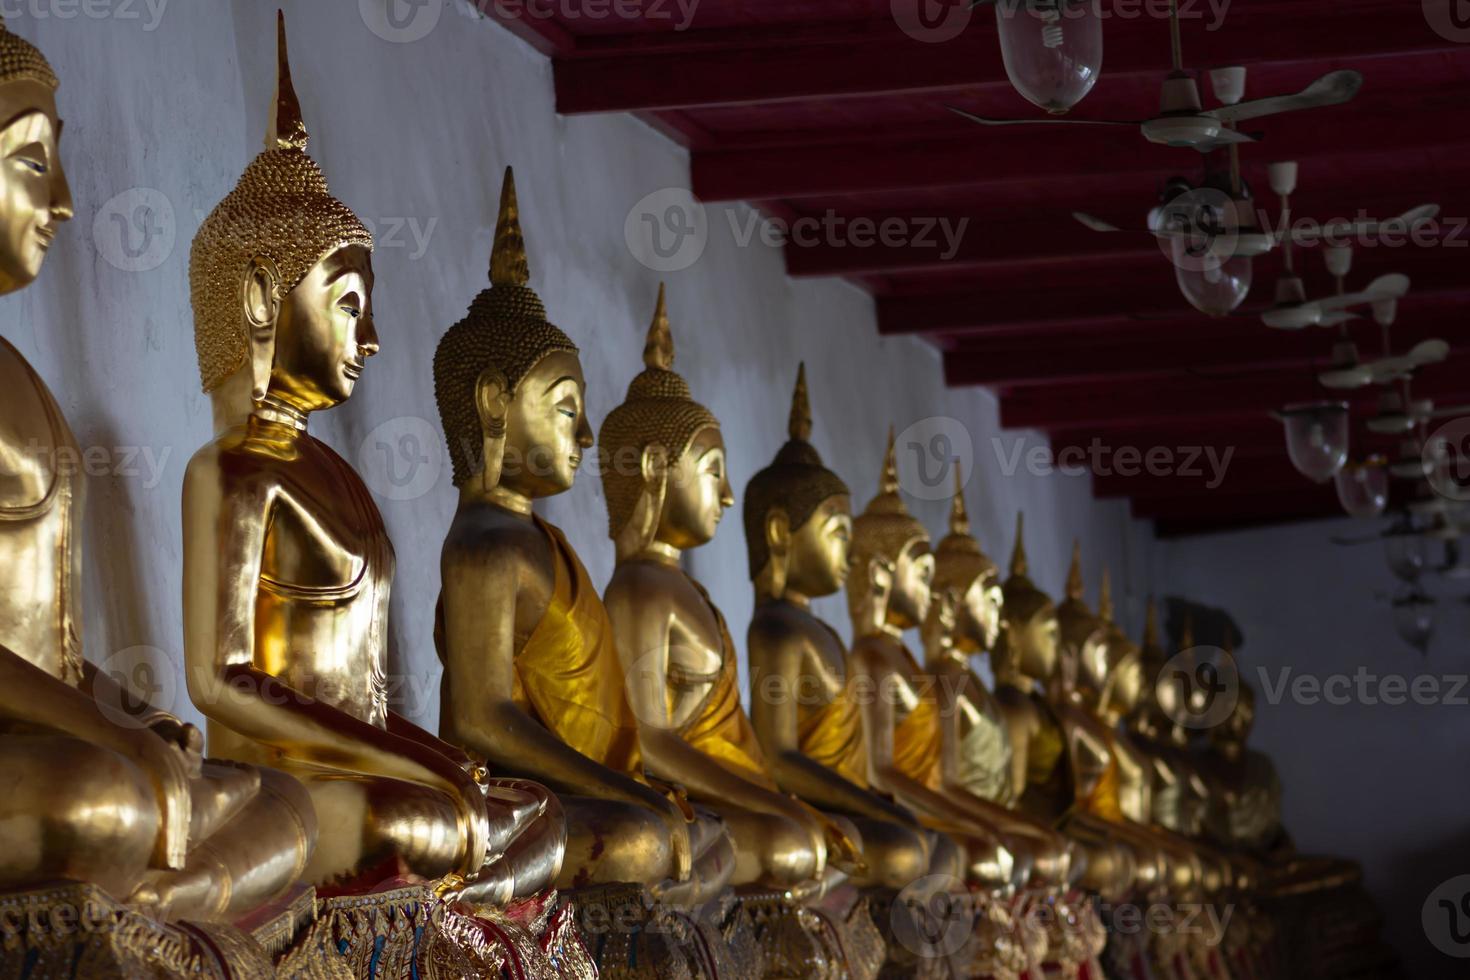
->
xmin=947 ymin=106 xmax=1139 ymax=127
xmin=1073 ymin=212 xmax=1121 ymax=233
xmin=1208 ymin=70 xmax=1363 ymax=124
xmin=1317 ymin=273 xmax=1411 ymax=313
xmin=1193 ymin=128 xmax=1257 ymax=151
xmin=1317 ymin=311 xmax=1362 ymax=327
xmin=1407 ymin=338 xmax=1451 ymax=367
xmin=1319 ymin=365 xmax=1373 ymax=389
xmin=1293 ymin=204 xmax=1441 ymax=245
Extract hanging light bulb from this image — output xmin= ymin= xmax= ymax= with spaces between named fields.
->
xmin=1334 ymin=456 xmax=1389 ymax=518
xmin=995 ymin=0 xmax=1103 ymax=115
xmin=1173 ymin=245 xmax=1253 ymax=316
xmin=1391 ymin=585 xmax=1434 ymax=655
xmin=1384 ymin=525 xmax=1429 ymax=583
xmin=1277 ymin=401 xmax=1349 ymax=483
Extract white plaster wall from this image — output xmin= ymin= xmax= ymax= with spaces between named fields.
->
xmin=1160 ymin=519 xmax=1470 ymax=979
xmin=2 ymin=2 xmax=1158 ymax=740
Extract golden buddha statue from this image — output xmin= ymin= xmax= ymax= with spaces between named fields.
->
xmin=432 ymin=171 xmax=732 ymax=905
xmin=992 ymin=519 xmax=1141 ymax=899
xmin=924 ymin=469 xmax=1073 ymax=888
xmin=744 ymin=367 xmax=940 ymax=891
xmin=1132 ymin=604 xmax=1214 ymax=840
xmin=600 ymin=285 xmax=850 ymax=895
xmin=846 ymin=431 xmax=1032 ymax=890
xmin=182 ymin=16 xmax=560 ymax=904
xmin=0 ymin=14 xmax=313 ymax=923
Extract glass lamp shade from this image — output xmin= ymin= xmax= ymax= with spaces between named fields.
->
xmin=1173 ymin=247 xmax=1253 ymax=317
xmin=1278 ymin=401 xmax=1349 ymax=483
xmin=1384 ymin=528 xmax=1429 ymax=584
xmin=1391 ymin=586 xmax=1434 ymax=655
xmin=1334 ymin=458 xmax=1389 ymax=518
xmin=996 ymin=0 xmax=1102 ymax=115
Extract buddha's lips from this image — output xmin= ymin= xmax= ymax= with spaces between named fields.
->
xmin=342 ymin=362 xmax=364 ymax=380
xmin=569 ymin=453 xmax=582 ymax=469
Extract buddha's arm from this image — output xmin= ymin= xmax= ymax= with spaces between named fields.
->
xmin=747 ymin=623 xmax=917 ymax=827
xmin=439 ymin=541 xmax=693 ymax=880
xmin=182 ymin=462 xmax=485 ymax=802
xmin=608 ymin=585 xmax=822 ymax=844
xmin=0 ymin=646 xmax=192 ymax=869
xmin=850 ymin=642 xmax=1002 ymax=840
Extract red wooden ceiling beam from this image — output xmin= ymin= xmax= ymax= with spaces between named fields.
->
xmin=553 ymin=1 xmax=1453 ymax=113
xmin=1133 ymin=484 xmax=1342 ymax=521
xmin=998 ymin=354 xmax=1470 ymax=431
xmin=944 ymin=311 xmax=1469 ymax=387
xmin=691 ymin=118 xmax=1466 ymax=203
xmin=1092 ymin=455 xmax=1310 ymax=499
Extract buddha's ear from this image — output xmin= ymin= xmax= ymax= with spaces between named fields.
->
xmin=615 ymin=444 xmax=668 ymax=562
xmin=242 ymin=256 xmax=282 ymax=401
xmin=762 ymin=508 xmax=791 ymax=599
xmin=474 ymin=365 xmax=510 ymax=493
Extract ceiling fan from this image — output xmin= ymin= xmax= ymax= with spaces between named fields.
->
xmin=948 ymin=0 xmax=1362 ymax=152
xmin=1258 ymin=164 xmax=1413 ymax=329
xmin=1318 ymin=291 xmax=1448 ymax=391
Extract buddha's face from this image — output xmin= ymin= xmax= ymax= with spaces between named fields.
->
xmin=1216 ymin=687 xmax=1255 ymax=746
xmin=1109 ymin=652 xmax=1145 ymax=715
xmin=501 ymin=349 xmax=593 ymax=499
xmin=887 ymin=539 xmax=934 ymax=630
xmin=1016 ymin=606 xmax=1060 ymax=680
xmin=1077 ymin=629 xmax=1110 ymax=699
xmin=0 ymin=81 xmax=70 ymax=295
xmin=655 ymin=425 xmax=732 ymax=550
xmin=785 ymin=494 xmax=853 ymax=598
xmin=956 ymin=573 xmax=1003 ymax=652
xmin=267 ymin=245 xmax=377 ymax=412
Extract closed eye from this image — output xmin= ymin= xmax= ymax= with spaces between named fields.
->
xmin=340 ymin=306 xmax=361 ymax=319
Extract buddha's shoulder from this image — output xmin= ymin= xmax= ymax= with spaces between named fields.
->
xmin=445 ymin=505 xmax=553 ymax=568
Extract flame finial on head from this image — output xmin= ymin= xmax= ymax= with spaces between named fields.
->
xmin=879 ymin=426 xmax=900 ymax=496
xmin=1099 ymin=567 xmax=1114 ymax=623
xmin=789 ymin=362 xmax=812 ymax=442
xmin=1066 ymin=539 xmax=1085 ymax=600
xmin=490 ymin=166 xmax=529 ymax=287
xmin=949 ymin=465 xmax=970 ymax=538
xmin=1180 ymin=613 xmax=1195 ymax=651
xmin=643 ymin=282 xmax=673 ymax=371
xmin=269 ymin=11 xmax=307 ymax=151
xmin=1144 ymin=597 xmax=1161 ymax=650
xmin=1009 ymin=512 xmax=1028 ymax=578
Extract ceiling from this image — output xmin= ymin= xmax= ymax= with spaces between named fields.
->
xmin=479 ymin=0 xmax=1470 ymax=536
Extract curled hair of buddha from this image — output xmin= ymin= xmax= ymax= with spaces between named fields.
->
xmin=189 ymin=12 xmax=373 ymax=393
xmin=1056 ymin=539 xmax=1104 ymax=654
xmin=598 ymin=283 xmax=719 ymax=539
xmin=848 ymin=427 xmax=930 ymax=619
xmin=0 ymin=16 xmax=57 ymax=89
xmin=932 ymin=463 xmax=997 ymax=599
xmin=433 ymin=166 xmax=578 ymax=487
xmin=1001 ymin=512 xmax=1055 ymax=628
xmin=743 ymin=363 xmax=849 ymax=579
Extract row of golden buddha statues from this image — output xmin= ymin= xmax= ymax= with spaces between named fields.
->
xmin=0 ymin=11 xmax=1367 ymax=980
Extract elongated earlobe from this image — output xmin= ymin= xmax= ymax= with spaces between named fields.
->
xmin=475 ymin=367 xmax=510 ymax=492
xmin=242 ymin=256 xmax=281 ymax=401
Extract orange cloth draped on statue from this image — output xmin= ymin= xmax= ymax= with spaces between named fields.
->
xmin=797 ymin=670 xmax=870 ymax=789
xmin=1080 ymin=749 xmax=1124 ymax=823
xmin=892 ymin=646 xmax=943 ymax=788
xmin=677 ymin=580 xmax=779 ymax=791
xmin=512 ymin=516 xmax=644 ymax=776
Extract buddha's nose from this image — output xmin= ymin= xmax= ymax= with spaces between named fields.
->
xmin=358 ymin=316 xmax=380 ymax=357
xmin=49 ymin=160 xmax=73 ymax=223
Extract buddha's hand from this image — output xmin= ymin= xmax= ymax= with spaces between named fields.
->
xmin=660 ymin=797 xmax=694 ymax=882
xmin=149 ymin=716 xmax=205 ymax=779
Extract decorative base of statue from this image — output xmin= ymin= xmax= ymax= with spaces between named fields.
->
xmin=315 ymin=881 xmax=594 ymax=979
xmin=867 ymin=886 xmax=970 ymax=980
xmin=0 ymin=881 xmax=279 ymax=979
xmin=1259 ymin=860 xmax=1394 ymax=980
xmin=741 ymin=888 xmax=884 ymax=980
xmin=564 ymin=882 xmax=753 ymax=980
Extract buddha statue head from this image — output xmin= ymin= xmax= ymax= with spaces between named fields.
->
xmin=930 ymin=465 xmax=1001 ymax=654
xmin=434 ymin=167 xmax=589 ymax=502
xmin=848 ymin=429 xmax=933 ymax=635
xmin=0 ymin=16 xmax=70 ymax=296
xmin=599 ymin=284 xmax=729 ymax=560
xmin=1132 ymin=597 xmax=1176 ymax=736
xmin=1094 ymin=568 xmax=1146 ymax=721
xmin=190 ymin=14 xmax=375 ymax=428
xmin=1212 ymin=639 xmax=1255 ymax=753
xmin=744 ymin=364 xmax=852 ymax=602
xmin=1055 ymin=541 xmax=1109 ymax=702
xmin=995 ymin=513 xmax=1059 ymax=685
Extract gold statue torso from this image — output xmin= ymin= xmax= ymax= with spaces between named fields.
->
xmin=937 ymin=661 xmax=1014 ymax=806
xmin=211 ymin=416 xmax=390 ymax=754
xmin=0 ymin=336 xmax=81 ymax=686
